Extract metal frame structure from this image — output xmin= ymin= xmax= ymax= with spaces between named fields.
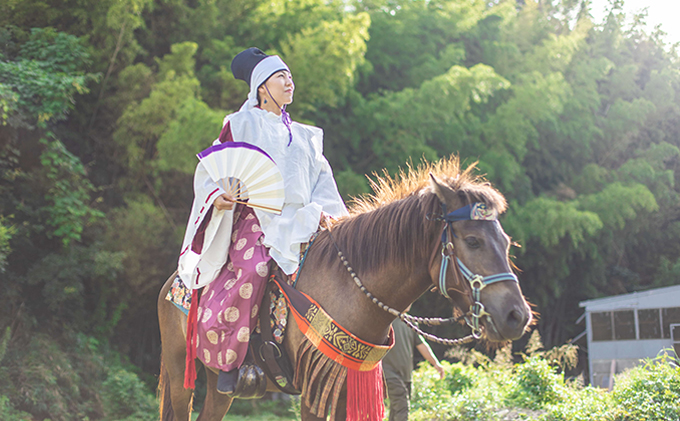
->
xmin=579 ymin=284 xmax=680 ymax=387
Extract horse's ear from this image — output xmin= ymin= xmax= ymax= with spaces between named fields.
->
xmin=429 ymin=173 xmax=449 ymax=203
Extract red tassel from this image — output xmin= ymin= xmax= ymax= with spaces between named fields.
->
xmin=346 ymin=362 xmax=385 ymax=421
xmin=184 ymin=291 xmax=200 ymax=389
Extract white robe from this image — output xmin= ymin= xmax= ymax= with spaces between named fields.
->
xmin=178 ymin=107 xmax=348 ymax=288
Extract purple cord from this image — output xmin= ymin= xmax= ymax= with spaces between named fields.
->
xmin=265 ymin=84 xmax=293 ymax=146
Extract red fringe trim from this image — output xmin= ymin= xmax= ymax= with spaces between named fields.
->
xmin=346 ymin=362 xmax=385 ymax=421
xmin=184 ymin=291 xmax=200 ymax=389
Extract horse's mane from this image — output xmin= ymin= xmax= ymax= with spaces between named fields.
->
xmin=317 ymin=156 xmax=507 ymax=274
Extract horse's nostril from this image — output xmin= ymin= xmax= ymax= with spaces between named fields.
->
xmin=506 ymin=308 xmax=526 ymax=329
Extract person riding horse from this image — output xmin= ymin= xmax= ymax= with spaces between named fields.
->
xmin=176 ymin=47 xmax=348 ymax=395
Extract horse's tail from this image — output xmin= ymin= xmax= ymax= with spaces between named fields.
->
xmin=158 ymin=356 xmax=175 ymax=421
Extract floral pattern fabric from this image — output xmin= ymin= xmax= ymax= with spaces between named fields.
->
xmin=166 ymin=275 xmax=191 ymax=315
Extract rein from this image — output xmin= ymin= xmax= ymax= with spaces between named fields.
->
xmin=326 ymin=201 xmax=519 ymax=345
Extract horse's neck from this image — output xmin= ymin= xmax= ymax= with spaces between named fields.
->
xmin=298 ymin=197 xmax=442 ymax=344
xmin=299 ymin=240 xmax=435 ymax=346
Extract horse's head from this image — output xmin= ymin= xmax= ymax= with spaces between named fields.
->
xmin=429 ymin=174 xmax=531 ymax=342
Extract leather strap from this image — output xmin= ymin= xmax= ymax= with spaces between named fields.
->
xmin=251 ymin=278 xmax=300 ymax=395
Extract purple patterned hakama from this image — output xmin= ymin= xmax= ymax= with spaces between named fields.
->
xmin=195 ymin=204 xmax=271 ymax=371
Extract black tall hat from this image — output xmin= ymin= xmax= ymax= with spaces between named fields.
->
xmin=231 ymin=47 xmax=268 ymax=86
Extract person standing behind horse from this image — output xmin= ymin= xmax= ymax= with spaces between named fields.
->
xmin=176 ymin=47 xmax=348 ymax=395
xmin=383 ymin=309 xmax=445 ymax=421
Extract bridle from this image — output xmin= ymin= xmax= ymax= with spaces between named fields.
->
xmin=326 ymin=201 xmax=518 ymax=345
xmin=435 ymin=202 xmax=519 ymax=338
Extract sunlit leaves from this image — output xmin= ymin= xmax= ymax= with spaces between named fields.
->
xmin=483 ymin=71 xmax=570 ymax=161
xmin=504 ymin=197 xmax=602 ymax=249
xmin=355 ymin=63 xmax=509 ymax=171
xmin=114 ymin=75 xmax=200 ymax=172
xmin=156 ymin=42 xmax=198 ymax=80
xmin=155 ymin=98 xmax=225 ymax=175
xmin=106 ymin=0 xmax=151 ymax=31
xmin=0 ymin=84 xmax=18 ymax=126
xmin=579 ymin=183 xmax=658 ymax=230
xmin=281 ymin=13 xmax=371 ymax=112
xmin=358 ymin=0 xmax=486 ymax=93
xmin=114 ymin=43 xmax=203 ymax=176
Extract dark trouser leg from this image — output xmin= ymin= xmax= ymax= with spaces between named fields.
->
xmin=386 ymin=376 xmax=410 ymax=421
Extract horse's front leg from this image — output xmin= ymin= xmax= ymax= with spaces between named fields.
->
xmin=196 ymin=369 xmax=234 ymax=421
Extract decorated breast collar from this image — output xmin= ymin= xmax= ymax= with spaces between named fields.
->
xmin=271 ymin=276 xmax=394 ymax=371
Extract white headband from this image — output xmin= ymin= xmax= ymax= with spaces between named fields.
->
xmin=239 ymin=55 xmax=289 ymax=112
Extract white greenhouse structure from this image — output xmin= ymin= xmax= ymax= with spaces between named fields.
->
xmin=579 ymin=284 xmax=680 ymax=388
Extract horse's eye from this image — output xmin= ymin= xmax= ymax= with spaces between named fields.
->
xmin=465 ymin=237 xmax=481 ymax=249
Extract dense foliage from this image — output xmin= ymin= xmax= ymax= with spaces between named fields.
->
xmin=1 ymin=0 xmax=680 ymax=418
xmin=410 ymin=336 xmax=680 ymax=421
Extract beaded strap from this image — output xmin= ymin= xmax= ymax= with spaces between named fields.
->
xmin=328 ymin=230 xmax=477 ymax=346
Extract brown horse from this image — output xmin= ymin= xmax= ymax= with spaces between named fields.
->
xmin=157 ymin=157 xmax=532 ymax=420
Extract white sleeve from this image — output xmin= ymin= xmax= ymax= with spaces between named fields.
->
xmin=177 ymin=161 xmax=233 ymax=289
xmin=311 ymin=155 xmax=349 ymax=218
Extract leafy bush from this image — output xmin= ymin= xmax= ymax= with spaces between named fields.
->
xmin=101 ymin=369 xmax=157 ymax=421
xmin=0 ymin=395 xmax=32 ymax=421
xmin=505 ymin=356 xmax=564 ymax=409
xmin=411 ymin=329 xmax=680 ymax=421
xmin=444 ymin=362 xmax=476 ymax=393
xmin=610 ymin=354 xmax=680 ymax=421
xmin=411 ymin=360 xmax=504 ymax=421
xmin=540 ymin=353 xmax=680 ymax=421
xmin=540 ymin=383 xmax=614 ymax=421
xmin=0 ymin=330 xmax=159 ymax=421
xmin=411 ymin=361 xmax=456 ymax=420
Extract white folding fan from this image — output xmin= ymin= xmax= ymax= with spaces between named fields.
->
xmin=197 ymin=142 xmax=285 ymax=214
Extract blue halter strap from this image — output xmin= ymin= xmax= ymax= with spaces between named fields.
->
xmin=437 ymin=202 xmax=518 ymax=337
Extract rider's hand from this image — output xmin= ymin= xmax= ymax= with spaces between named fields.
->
xmin=213 ymin=193 xmax=236 ymax=211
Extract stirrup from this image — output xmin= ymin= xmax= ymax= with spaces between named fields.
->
xmin=224 ymin=362 xmax=267 ymax=399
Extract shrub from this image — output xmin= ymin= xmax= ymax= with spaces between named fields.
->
xmin=444 ymin=362 xmax=476 ymax=394
xmin=410 ymin=361 xmax=503 ymax=421
xmin=506 ymin=356 xmax=564 ymax=409
xmin=411 ymin=361 xmax=456 ymax=420
xmin=541 ymin=384 xmax=615 ymax=421
xmin=101 ymin=369 xmax=157 ymax=421
xmin=542 ymin=352 xmax=680 ymax=421
xmin=225 ymin=395 xmax=296 ymax=418
xmin=611 ymin=353 xmax=680 ymax=421
xmin=0 ymin=330 xmax=160 ymax=421
xmin=5 ymin=334 xmax=98 ymax=421
xmin=0 ymin=395 xmax=32 ymax=421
